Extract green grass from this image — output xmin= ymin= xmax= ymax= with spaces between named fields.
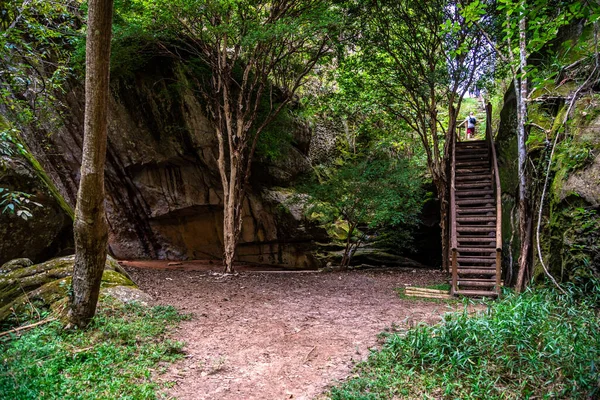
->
xmin=0 ymin=301 xmax=188 ymax=399
xmin=329 ymin=280 xmax=600 ymax=399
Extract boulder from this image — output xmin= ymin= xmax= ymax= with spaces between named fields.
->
xmin=0 ymin=148 xmax=73 ymax=265
xmin=0 ymin=255 xmax=142 ymax=324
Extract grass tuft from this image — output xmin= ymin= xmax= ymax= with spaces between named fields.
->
xmin=329 ymin=280 xmax=600 ymax=399
xmin=0 ymin=300 xmax=189 ymax=399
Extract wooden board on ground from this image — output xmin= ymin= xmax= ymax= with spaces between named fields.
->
xmin=404 ymin=287 xmax=453 ymax=300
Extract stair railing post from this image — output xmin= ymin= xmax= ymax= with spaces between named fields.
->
xmin=450 ymin=110 xmax=458 ymax=294
xmin=452 ymin=249 xmax=458 ymax=295
xmin=486 ymin=103 xmax=503 ymax=297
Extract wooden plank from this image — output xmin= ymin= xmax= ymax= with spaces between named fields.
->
xmin=404 ymin=292 xmax=453 ymax=300
xmin=405 ymin=287 xmax=449 ymax=294
xmin=457 ymin=268 xmax=496 ymax=275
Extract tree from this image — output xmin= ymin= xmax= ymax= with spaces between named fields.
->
xmin=68 ymin=0 xmax=114 ymax=328
xmin=341 ymin=0 xmax=493 ymax=270
xmin=298 ymin=155 xmax=423 ymax=269
xmin=121 ymin=0 xmax=340 ymax=272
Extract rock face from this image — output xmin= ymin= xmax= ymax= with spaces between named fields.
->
xmin=496 ymin=48 xmax=600 ymax=281
xmin=11 ymin=58 xmax=323 ymax=268
xmin=0 ymin=147 xmax=74 ymax=265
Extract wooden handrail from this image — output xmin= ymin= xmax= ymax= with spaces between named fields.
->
xmin=449 ymin=114 xmax=458 ymax=294
xmin=485 ymin=103 xmax=502 ymax=252
xmin=450 ymin=122 xmax=457 ymax=253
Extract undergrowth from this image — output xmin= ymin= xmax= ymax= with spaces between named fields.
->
xmin=329 ymin=280 xmax=600 ymax=399
xmin=0 ymin=301 xmax=188 ymax=399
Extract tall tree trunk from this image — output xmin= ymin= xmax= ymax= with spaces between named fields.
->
xmin=222 ymin=188 xmax=241 ymax=274
xmin=340 ymin=223 xmax=357 ymax=269
xmin=68 ymin=0 xmax=114 ymax=328
xmin=438 ymin=181 xmax=450 ymax=272
xmin=515 ymin=8 xmax=531 ymax=292
xmin=222 ymin=154 xmax=243 ymax=274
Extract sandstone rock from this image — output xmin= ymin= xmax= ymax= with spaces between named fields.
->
xmin=0 ymin=254 xmax=141 ymax=323
xmin=0 ymin=258 xmax=33 ymax=273
xmin=102 ymin=286 xmax=153 ymax=306
xmin=9 ymin=58 xmax=323 ymax=268
xmin=0 ymin=150 xmax=73 ymax=265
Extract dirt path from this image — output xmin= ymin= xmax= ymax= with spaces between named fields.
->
xmin=125 ymin=264 xmax=452 ymax=400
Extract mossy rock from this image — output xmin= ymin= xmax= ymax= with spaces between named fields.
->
xmin=0 ymin=258 xmax=34 ymax=273
xmin=0 ymin=254 xmax=143 ymax=325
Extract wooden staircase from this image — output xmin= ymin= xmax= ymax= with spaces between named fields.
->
xmin=449 ymin=105 xmax=502 ymax=298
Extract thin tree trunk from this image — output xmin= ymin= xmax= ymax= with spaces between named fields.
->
xmin=222 ymin=158 xmax=240 ymax=274
xmin=341 ymin=223 xmax=357 ymax=269
xmin=515 ymin=8 xmax=531 ymax=292
xmin=516 ymin=212 xmax=532 ymax=290
xmin=222 ymin=204 xmax=237 ymax=273
xmin=68 ymin=0 xmax=113 ymax=328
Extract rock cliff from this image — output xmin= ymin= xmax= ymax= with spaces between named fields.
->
xmin=496 ymin=21 xmax=600 ymax=281
xmin=0 ymin=143 xmax=73 ymax=265
xmin=10 ymin=57 xmax=325 ymax=268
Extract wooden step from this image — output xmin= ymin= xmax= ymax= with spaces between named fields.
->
xmin=456 ymin=216 xmax=496 ymax=223
xmin=456 ymin=160 xmax=489 ymax=167
xmin=456 ymin=168 xmax=490 ymax=174
xmin=455 ymin=182 xmax=492 ymax=189
xmin=456 ymin=227 xmax=495 ymax=234
xmin=457 ymin=268 xmax=496 ymax=275
xmin=456 ymin=198 xmax=495 ymax=206
xmin=456 ymin=174 xmax=492 ymax=181
xmin=457 ymin=236 xmax=496 ymax=242
xmin=455 ymin=189 xmax=493 ymax=197
xmin=457 ymin=246 xmax=496 ymax=253
xmin=456 ymin=140 xmax=487 ymax=146
xmin=454 ymin=289 xmax=498 ymax=297
xmin=457 ymin=279 xmax=496 ymax=287
xmin=457 ymin=206 xmax=495 ymax=214
xmin=458 ymin=256 xmax=496 ymax=264
xmin=455 ymin=154 xmax=488 ymax=161
xmin=456 ymin=146 xmax=488 ymax=152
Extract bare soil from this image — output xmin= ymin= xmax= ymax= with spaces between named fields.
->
xmin=124 ymin=262 xmax=453 ymax=400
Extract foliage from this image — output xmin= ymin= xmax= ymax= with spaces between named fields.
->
xmin=111 ymin=0 xmax=343 ymax=272
xmin=0 ymin=128 xmax=26 ymax=157
xmin=0 ymin=127 xmax=43 ymax=220
xmin=328 ymin=282 xmax=600 ymax=399
xmin=0 ymin=0 xmax=80 ymax=125
xmin=0 ymin=188 xmax=42 ymax=220
xmin=0 ymin=301 xmax=188 ymax=399
xmin=298 ymin=154 xmax=423 ymax=266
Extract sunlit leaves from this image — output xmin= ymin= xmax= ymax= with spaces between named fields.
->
xmin=0 ymin=187 xmax=42 ymax=220
xmin=0 ymin=0 xmax=80 ymax=124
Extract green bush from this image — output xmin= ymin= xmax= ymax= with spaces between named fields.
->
xmin=329 ymin=281 xmax=600 ymax=399
xmin=0 ymin=301 xmax=188 ymax=399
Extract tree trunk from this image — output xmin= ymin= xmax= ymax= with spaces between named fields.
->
xmin=222 ymin=154 xmax=243 ymax=274
xmin=436 ymin=177 xmax=449 ymax=272
xmin=222 ymin=192 xmax=239 ymax=274
xmin=516 ymin=211 xmax=532 ymax=291
xmin=515 ymin=8 xmax=531 ymax=293
xmin=340 ymin=223 xmax=357 ymax=269
xmin=68 ymin=0 xmax=113 ymax=328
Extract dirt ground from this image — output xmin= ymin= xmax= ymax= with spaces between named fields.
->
xmin=124 ymin=263 xmax=453 ymax=400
